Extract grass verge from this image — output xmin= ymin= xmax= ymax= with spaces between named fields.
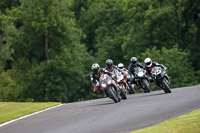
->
xmin=0 ymin=102 xmax=60 ymax=124
xmin=131 ymin=109 xmax=200 ymax=133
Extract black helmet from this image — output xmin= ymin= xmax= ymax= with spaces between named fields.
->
xmin=106 ymin=59 xmax=113 ymax=69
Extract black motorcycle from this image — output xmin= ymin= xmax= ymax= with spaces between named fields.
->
xmin=125 ymin=72 xmax=135 ymax=94
xmin=151 ymin=66 xmax=171 ymax=93
xmin=99 ymin=73 xmax=121 ymax=103
xmin=134 ymin=67 xmax=150 ymax=93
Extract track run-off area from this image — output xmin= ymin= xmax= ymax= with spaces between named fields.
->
xmin=1 ymin=85 xmax=200 ymax=133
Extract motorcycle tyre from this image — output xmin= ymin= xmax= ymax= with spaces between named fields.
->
xmin=162 ymin=79 xmax=171 ymax=93
xmin=142 ymin=79 xmax=150 ymax=93
xmin=107 ymin=86 xmax=119 ymax=103
xmin=128 ymin=83 xmax=135 ymax=94
xmin=119 ymin=85 xmax=127 ymax=100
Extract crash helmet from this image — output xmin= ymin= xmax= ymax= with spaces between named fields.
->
xmin=118 ymin=63 xmax=124 ymax=70
xmin=106 ymin=59 xmax=113 ymax=69
xmin=130 ymin=57 xmax=137 ymax=64
xmin=144 ymin=58 xmax=152 ymax=67
xmin=91 ymin=63 xmax=100 ymax=73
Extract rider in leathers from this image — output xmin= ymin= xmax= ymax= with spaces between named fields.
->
xmin=128 ymin=57 xmax=144 ymax=84
xmin=90 ymin=62 xmax=119 ymax=94
xmin=144 ymin=58 xmax=169 ymax=82
xmin=105 ymin=59 xmax=121 ymax=94
xmin=105 ymin=59 xmax=118 ymax=78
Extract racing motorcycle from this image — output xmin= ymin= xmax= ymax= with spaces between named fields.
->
xmin=99 ymin=73 xmax=121 ymax=103
xmin=116 ymin=71 xmax=127 ymax=100
xmin=126 ymin=74 xmax=135 ymax=94
xmin=151 ymin=66 xmax=171 ymax=93
xmin=134 ymin=67 xmax=150 ymax=93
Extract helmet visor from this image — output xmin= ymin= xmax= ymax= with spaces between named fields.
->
xmin=93 ymin=68 xmax=99 ymax=73
xmin=145 ymin=62 xmax=151 ymax=66
xmin=118 ymin=67 xmax=123 ymax=69
xmin=131 ymin=61 xmax=137 ymax=64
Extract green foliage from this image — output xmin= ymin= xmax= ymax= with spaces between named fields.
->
xmin=140 ymin=46 xmax=198 ymax=89
xmin=0 ymin=0 xmax=199 ymax=102
xmin=0 ymin=0 xmax=19 ymax=13
xmin=26 ymin=44 xmax=93 ymax=103
xmin=0 ymin=71 xmax=21 ymax=101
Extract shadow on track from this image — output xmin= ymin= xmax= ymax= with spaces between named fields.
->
xmin=139 ymin=92 xmax=167 ymax=97
xmin=84 ymin=101 xmax=115 ymax=107
xmin=128 ymin=92 xmax=167 ymax=100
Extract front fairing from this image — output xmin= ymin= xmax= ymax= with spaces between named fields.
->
xmin=151 ymin=67 xmax=165 ymax=80
xmin=100 ymin=74 xmax=112 ymax=89
xmin=135 ymin=67 xmax=146 ymax=80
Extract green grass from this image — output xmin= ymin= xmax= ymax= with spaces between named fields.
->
xmin=0 ymin=102 xmax=60 ymax=124
xmin=131 ymin=109 xmax=200 ymax=133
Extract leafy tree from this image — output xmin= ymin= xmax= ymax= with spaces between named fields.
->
xmin=140 ymin=46 xmax=198 ymax=89
xmin=0 ymin=0 xmax=19 ymax=13
xmin=1 ymin=0 xmax=94 ymax=102
xmin=0 ymin=71 xmax=21 ymax=101
xmin=78 ymin=0 xmax=125 ymax=66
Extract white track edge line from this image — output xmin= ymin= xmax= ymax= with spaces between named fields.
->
xmin=0 ymin=104 xmax=63 ymax=128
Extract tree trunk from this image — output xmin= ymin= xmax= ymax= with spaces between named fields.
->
xmin=0 ymin=30 xmax=2 ymax=48
xmin=45 ymin=34 xmax=49 ymax=60
xmin=197 ymin=14 xmax=200 ymax=45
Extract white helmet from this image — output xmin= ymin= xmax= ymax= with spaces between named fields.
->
xmin=144 ymin=58 xmax=152 ymax=67
xmin=118 ymin=63 xmax=124 ymax=70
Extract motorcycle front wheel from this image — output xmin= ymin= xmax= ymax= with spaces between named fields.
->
xmin=107 ymin=86 xmax=119 ymax=103
xmin=142 ymin=79 xmax=150 ymax=93
xmin=162 ymin=79 xmax=171 ymax=93
xmin=128 ymin=83 xmax=135 ymax=94
xmin=119 ymin=84 xmax=127 ymax=100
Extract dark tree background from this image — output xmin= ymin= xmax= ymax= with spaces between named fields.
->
xmin=0 ymin=0 xmax=199 ymax=102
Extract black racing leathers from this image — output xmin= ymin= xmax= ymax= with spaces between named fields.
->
xmin=90 ymin=68 xmax=113 ymax=86
xmin=144 ymin=62 xmax=165 ymax=76
xmin=128 ymin=63 xmax=144 ymax=76
xmin=105 ymin=65 xmax=119 ymax=78
xmin=128 ymin=63 xmax=144 ymax=84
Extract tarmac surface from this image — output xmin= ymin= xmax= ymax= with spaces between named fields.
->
xmin=1 ymin=85 xmax=200 ymax=133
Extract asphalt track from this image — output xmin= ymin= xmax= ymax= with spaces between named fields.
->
xmin=1 ymin=85 xmax=200 ymax=133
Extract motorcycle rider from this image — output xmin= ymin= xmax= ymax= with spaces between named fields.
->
xmin=144 ymin=58 xmax=168 ymax=81
xmin=118 ymin=63 xmax=128 ymax=81
xmin=90 ymin=63 xmax=119 ymax=94
xmin=90 ymin=63 xmax=103 ymax=94
xmin=105 ymin=59 xmax=122 ymax=95
xmin=105 ymin=59 xmax=119 ymax=78
xmin=128 ymin=57 xmax=144 ymax=83
xmin=118 ymin=63 xmax=128 ymax=72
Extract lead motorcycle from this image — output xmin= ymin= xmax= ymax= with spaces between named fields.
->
xmin=134 ymin=67 xmax=150 ymax=93
xmin=98 ymin=73 xmax=121 ymax=103
xmin=151 ymin=66 xmax=171 ymax=93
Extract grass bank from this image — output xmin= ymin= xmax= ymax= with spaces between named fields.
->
xmin=131 ymin=109 xmax=200 ymax=133
xmin=0 ymin=102 xmax=60 ymax=124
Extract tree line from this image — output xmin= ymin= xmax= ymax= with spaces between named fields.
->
xmin=0 ymin=0 xmax=199 ymax=102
